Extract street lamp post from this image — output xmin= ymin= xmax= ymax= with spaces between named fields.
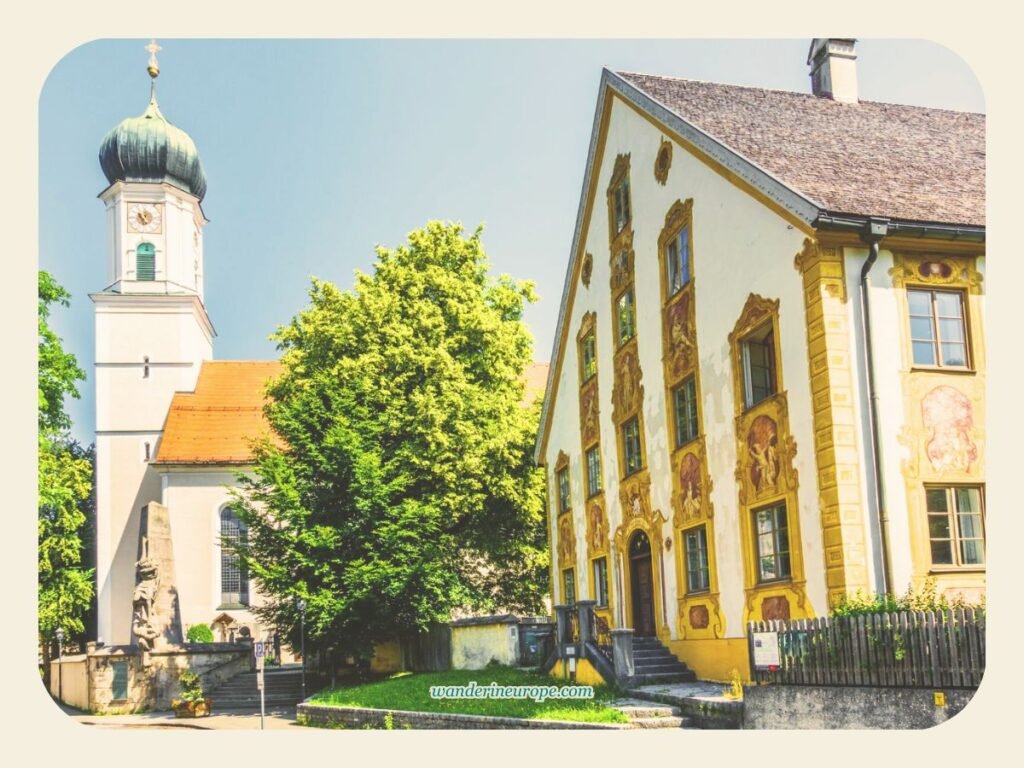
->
xmin=296 ymin=599 xmax=307 ymax=701
xmin=54 ymin=627 xmax=65 ymax=704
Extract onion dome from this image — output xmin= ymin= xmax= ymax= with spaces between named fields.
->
xmin=98 ymin=41 xmax=207 ymax=201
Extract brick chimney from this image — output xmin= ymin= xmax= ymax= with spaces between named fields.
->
xmin=807 ymin=38 xmax=858 ymax=103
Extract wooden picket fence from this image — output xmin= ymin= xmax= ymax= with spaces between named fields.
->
xmin=747 ymin=608 xmax=984 ymax=688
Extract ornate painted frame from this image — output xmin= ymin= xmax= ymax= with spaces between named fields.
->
xmin=728 ymin=294 xmax=811 ymax=625
xmin=656 ymin=199 xmax=724 ymax=639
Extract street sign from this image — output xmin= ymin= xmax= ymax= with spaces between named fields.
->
xmin=254 ymin=641 xmax=266 ymax=659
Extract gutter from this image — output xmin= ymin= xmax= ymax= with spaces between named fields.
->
xmin=815 ymin=213 xmax=985 ymax=243
xmin=856 ymin=218 xmax=893 ymax=597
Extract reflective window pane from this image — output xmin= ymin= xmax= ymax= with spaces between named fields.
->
xmin=941 ymin=342 xmax=967 ymax=367
xmin=907 ymin=290 xmax=932 ymax=316
xmin=931 ymin=540 xmax=953 ymax=565
xmin=935 ymin=291 xmax=963 ymax=319
xmin=913 ymin=341 xmax=936 ymax=366
xmin=910 ymin=317 xmax=935 ymax=341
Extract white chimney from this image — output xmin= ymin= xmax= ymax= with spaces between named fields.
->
xmin=807 ymin=38 xmax=858 ymax=103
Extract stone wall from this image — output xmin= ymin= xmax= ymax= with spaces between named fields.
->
xmin=55 ymin=643 xmax=250 ymax=714
xmin=742 ymin=684 xmax=977 ymax=729
xmin=297 ymin=703 xmax=625 ymax=730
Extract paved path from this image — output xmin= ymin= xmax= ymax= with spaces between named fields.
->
xmin=60 ymin=702 xmax=302 ymax=731
xmin=627 ymin=680 xmax=734 ymax=703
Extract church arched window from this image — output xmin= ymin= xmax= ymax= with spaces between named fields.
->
xmin=219 ymin=506 xmax=249 ymax=607
xmin=136 ymin=242 xmax=156 ymax=281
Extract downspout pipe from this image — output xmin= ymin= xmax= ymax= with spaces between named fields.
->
xmin=858 ymin=217 xmax=893 ymax=597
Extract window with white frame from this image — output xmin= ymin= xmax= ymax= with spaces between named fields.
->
xmin=927 ymin=486 xmax=985 ymax=567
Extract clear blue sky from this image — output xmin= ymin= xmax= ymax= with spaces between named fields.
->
xmin=39 ymin=39 xmax=984 ymax=443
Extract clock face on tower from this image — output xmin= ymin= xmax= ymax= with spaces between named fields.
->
xmin=127 ymin=203 xmax=163 ymax=234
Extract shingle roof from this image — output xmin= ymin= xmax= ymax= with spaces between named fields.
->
xmin=617 ymin=72 xmax=985 ymax=227
xmin=155 ymin=361 xmax=284 ymax=465
xmin=156 ymin=360 xmax=548 ymax=465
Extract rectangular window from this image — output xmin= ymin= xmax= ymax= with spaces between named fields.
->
xmin=593 ymin=557 xmax=609 ymax=607
xmin=111 ymin=660 xmax=128 ymax=701
xmin=582 ymin=332 xmax=597 ymax=381
xmin=586 ymin=445 xmax=602 ymax=498
xmin=613 ymin=178 xmax=631 ymax=234
xmin=617 ymin=288 xmax=636 ymax=346
xmin=557 ymin=467 xmax=571 ymax=514
xmin=667 ymin=227 xmax=691 ymax=295
xmin=684 ymin=525 xmax=710 ymax=594
xmin=908 ymin=288 xmax=969 ymax=368
xmin=623 ymin=417 xmax=642 ymax=476
xmin=742 ymin=322 xmax=777 ymax=409
xmin=673 ymin=376 xmax=699 ymax=447
xmin=753 ymin=502 xmax=791 ymax=583
xmin=927 ymin=486 xmax=985 ymax=567
xmin=563 ymin=568 xmax=576 ymax=606
xmin=220 ymin=508 xmax=249 ymax=607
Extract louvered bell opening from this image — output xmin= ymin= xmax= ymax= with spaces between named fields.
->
xmin=136 ymin=242 xmax=156 ymax=281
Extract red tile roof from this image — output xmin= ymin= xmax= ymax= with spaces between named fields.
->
xmin=155 ymin=361 xmax=284 ymax=465
xmin=156 ymin=360 xmax=549 ymax=465
xmin=617 ymin=72 xmax=985 ymax=226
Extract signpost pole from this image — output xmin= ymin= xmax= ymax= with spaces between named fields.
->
xmin=255 ymin=641 xmax=266 ymax=730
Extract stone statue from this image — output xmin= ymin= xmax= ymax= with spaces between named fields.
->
xmin=132 ymin=556 xmax=161 ymax=651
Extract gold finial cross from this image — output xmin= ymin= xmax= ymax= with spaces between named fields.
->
xmin=145 ymin=39 xmax=161 ymax=78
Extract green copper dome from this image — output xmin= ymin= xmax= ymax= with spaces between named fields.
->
xmin=99 ymin=89 xmax=207 ymax=201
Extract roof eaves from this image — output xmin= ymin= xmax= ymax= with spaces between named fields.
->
xmin=608 ymin=71 xmax=824 ymax=225
xmin=534 ymin=70 xmax=611 ymax=466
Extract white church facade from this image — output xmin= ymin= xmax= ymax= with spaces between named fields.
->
xmin=92 ymin=52 xmax=280 ymax=648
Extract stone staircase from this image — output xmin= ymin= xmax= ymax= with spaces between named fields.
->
xmin=630 ymin=636 xmax=697 ymax=686
xmin=206 ymin=665 xmax=308 ymax=711
xmin=612 ymin=699 xmax=694 ymax=729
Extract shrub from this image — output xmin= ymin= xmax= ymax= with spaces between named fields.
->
xmin=177 ymin=670 xmax=206 ymax=704
xmin=831 ymin=577 xmax=985 ymax=618
xmin=187 ymin=624 xmax=214 ymax=643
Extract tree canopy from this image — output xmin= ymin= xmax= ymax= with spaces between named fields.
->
xmin=38 ymin=272 xmax=94 ymax=674
xmin=235 ymin=222 xmax=548 ymax=661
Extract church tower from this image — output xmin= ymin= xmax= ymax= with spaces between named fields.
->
xmin=92 ymin=42 xmax=214 ymax=644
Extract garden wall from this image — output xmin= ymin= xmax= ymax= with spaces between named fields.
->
xmin=297 ymin=703 xmax=625 ymax=729
xmin=742 ymin=684 xmax=978 ymax=729
xmin=451 ymin=616 xmax=519 ymax=670
xmin=50 ymin=642 xmax=250 ymax=714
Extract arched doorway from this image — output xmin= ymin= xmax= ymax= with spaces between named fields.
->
xmin=629 ymin=531 xmax=656 ymax=636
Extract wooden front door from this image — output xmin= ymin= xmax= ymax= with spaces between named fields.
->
xmin=629 ymin=531 xmax=656 ymax=636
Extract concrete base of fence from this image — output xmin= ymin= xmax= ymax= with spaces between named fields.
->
xmin=297 ymin=703 xmax=627 ymax=729
xmin=742 ymin=684 xmax=977 ymax=729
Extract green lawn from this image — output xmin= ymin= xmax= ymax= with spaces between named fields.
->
xmin=308 ymin=666 xmax=628 ymax=724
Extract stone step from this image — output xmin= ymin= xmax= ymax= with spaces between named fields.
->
xmin=634 ymin=662 xmax=691 ymax=675
xmin=628 ymin=716 xmax=692 ymax=729
xmin=632 ymin=653 xmax=683 ymax=663
xmin=612 ymin=702 xmax=681 ymax=718
xmin=630 ymin=671 xmax=698 ymax=686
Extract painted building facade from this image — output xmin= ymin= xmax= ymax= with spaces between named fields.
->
xmin=536 ymin=39 xmax=985 ymax=681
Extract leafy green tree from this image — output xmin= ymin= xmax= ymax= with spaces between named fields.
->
xmin=38 ymin=272 xmax=94 ymax=684
xmin=235 ymin=222 xmax=548 ymax=664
